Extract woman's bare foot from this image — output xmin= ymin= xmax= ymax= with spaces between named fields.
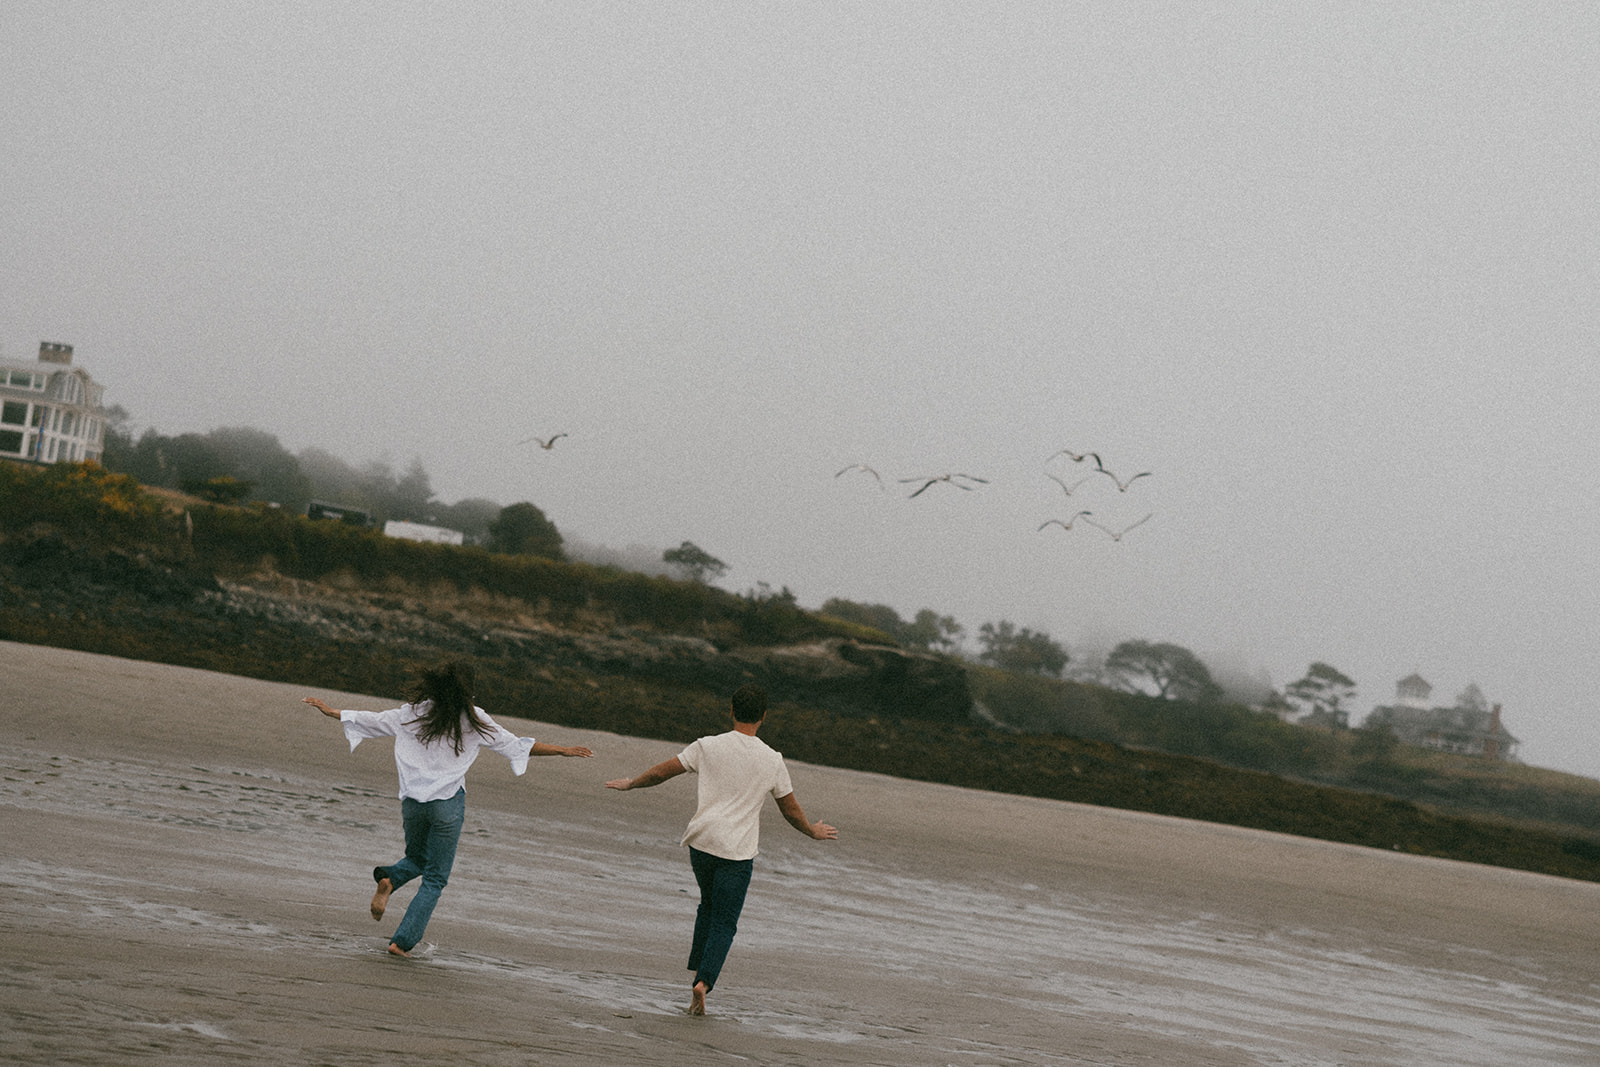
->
xmin=370 ymin=877 xmax=392 ymax=921
xmin=387 ymin=942 xmax=412 ymax=958
xmin=688 ymin=981 xmax=708 ymax=1016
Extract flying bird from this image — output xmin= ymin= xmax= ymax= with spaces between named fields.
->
xmin=1045 ymin=472 xmax=1093 ymax=496
xmin=1092 ymin=460 xmax=1152 ymax=492
xmin=834 ymin=463 xmax=884 ymax=488
xmin=516 ymin=433 xmax=568 ymax=450
xmin=1047 ymin=448 xmax=1101 ymax=466
xmin=1083 ymin=513 xmax=1153 ymax=541
xmin=1038 ymin=511 xmax=1094 ymax=532
xmin=899 ymin=473 xmax=989 ymax=498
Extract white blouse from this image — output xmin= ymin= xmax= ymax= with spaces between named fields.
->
xmin=340 ymin=703 xmax=535 ymax=802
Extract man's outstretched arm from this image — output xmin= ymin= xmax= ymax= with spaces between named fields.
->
xmin=606 ymin=757 xmax=686 ymax=791
xmin=777 ymin=791 xmax=838 ymax=840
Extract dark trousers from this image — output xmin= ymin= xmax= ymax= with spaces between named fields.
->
xmin=687 ymin=846 xmax=754 ymax=992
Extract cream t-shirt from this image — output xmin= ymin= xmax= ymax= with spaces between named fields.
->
xmin=677 ymin=730 xmax=794 ymax=861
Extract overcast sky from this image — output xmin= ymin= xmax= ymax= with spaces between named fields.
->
xmin=5 ymin=3 xmax=1598 ymax=778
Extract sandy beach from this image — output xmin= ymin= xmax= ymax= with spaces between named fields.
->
xmin=3 ymin=639 xmax=1599 ymax=1066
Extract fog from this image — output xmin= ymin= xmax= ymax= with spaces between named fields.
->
xmin=4 ymin=3 xmax=1598 ymax=776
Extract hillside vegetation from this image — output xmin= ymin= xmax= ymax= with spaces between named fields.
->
xmin=968 ymin=666 xmax=1600 ymax=834
xmin=5 ymin=460 xmax=1600 ymax=882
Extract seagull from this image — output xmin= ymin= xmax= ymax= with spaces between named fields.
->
xmin=1092 ymin=460 xmax=1152 ymax=492
xmin=834 ymin=463 xmax=884 ymax=488
xmin=516 ymin=433 xmax=567 ymax=450
xmin=1038 ymin=511 xmax=1094 ymax=532
xmin=1047 ymin=448 xmax=1101 ymax=466
xmin=898 ymin=473 xmax=989 ymax=498
xmin=1045 ymin=472 xmax=1094 ymax=496
xmin=1082 ymin=513 xmax=1153 ymax=541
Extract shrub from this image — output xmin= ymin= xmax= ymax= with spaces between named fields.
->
xmin=0 ymin=461 xmax=162 ymax=542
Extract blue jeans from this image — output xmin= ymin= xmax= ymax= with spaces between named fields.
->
xmin=375 ymin=788 xmax=465 ymax=952
xmin=687 ymin=847 xmax=754 ymax=992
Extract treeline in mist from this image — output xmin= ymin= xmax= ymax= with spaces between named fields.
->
xmin=100 ymin=415 xmax=505 ymax=542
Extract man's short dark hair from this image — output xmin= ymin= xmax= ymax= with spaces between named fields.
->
xmin=731 ymin=684 xmax=768 ymax=723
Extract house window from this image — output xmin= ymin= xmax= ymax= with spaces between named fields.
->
xmin=9 ymin=371 xmax=35 ymax=388
xmin=0 ymin=430 xmax=22 ymax=454
xmin=1 ymin=401 xmax=25 ymax=425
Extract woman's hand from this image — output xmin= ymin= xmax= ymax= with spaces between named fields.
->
xmin=302 ymin=697 xmax=340 ymax=719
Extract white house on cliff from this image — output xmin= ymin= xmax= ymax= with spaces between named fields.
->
xmin=0 ymin=342 xmax=108 ymax=466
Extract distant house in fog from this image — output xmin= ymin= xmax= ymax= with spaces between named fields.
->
xmin=383 ymin=520 xmax=464 ymax=546
xmin=1365 ymin=674 xmax=1520 ymax=761
xmin=0 ymin=342 xmax=107 ymax=466
xmin=306 ymin=501 xmax=373 ymax=527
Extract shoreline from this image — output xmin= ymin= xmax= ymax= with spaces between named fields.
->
xmin=4 ymin=640 xmax=1599 ymax=1065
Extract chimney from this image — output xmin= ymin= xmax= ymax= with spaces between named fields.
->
xmin=1484 ymin=703 xmax=1503 ymax=760
xmin=38 ymin=342 xmax=73 ymax=365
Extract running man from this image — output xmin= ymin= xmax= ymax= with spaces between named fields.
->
xmin=605 ymin=684 xmax=837 ymax=1015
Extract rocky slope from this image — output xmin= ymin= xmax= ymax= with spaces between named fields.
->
xmin=1 ymin=535 xmax=974 ymax=723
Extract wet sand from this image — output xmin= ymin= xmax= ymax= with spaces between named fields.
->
xmin=3 ymin=639 xmax=1599 ymax=1066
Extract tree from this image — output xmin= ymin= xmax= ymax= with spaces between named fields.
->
xmin=390 ymin=457 xmax=434 ymax=522
xmin=179 ymin=474 xmax=255 ymax=505
xmin=977 ymin=620 xmax=1069 ymax=677
xmin=98 ymin=405 xmax=136 ymax=470
xmin=1455 ymin=682 xmax=1489 ymax=714
xmin=487 ymin=502 xmax=564 ymax=559
xmin=902 ymin=608 xmax=964 ymax=653
xmin=820 ymin=597 xmax=904 ymax=637
xmin=205 ymin=426 xmax=311 ymax=510
xmin=663 ymin=541 xmax=727 ymax=584
xmin=1105 ymin=640 xmax=1221 ymax=703
xmin=820 ymin=599 xmax=965 ymax=653
xmin=1284 ymin=662 xmax=1356 ymax=728
xmin=429 ymin=497 xmax=503 ymax=545
xmin=1351 ymin=721 xmax=1399 ymax=763
xmin=295 ymin=448 xmax=436 ymax=525
xmin=121 ymin=430 xmax=227 ymax=491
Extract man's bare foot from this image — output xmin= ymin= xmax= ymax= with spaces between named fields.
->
xmin=387 ymin=942 xmax=412 ymax=958
xmin=370 ymin=878 xmax=392 ymax=921
xmin=688 ymin=981 xmax=708 ymax=1016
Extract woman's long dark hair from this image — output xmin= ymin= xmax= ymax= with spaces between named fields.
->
xmin=405 ymin=659 xmax=496 ymax=755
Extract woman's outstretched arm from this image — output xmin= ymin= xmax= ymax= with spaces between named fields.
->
xmin=302 ymin=697 xmax=341 ymax=719
xmin=530 ymin=742 xmax=593 ymax=758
